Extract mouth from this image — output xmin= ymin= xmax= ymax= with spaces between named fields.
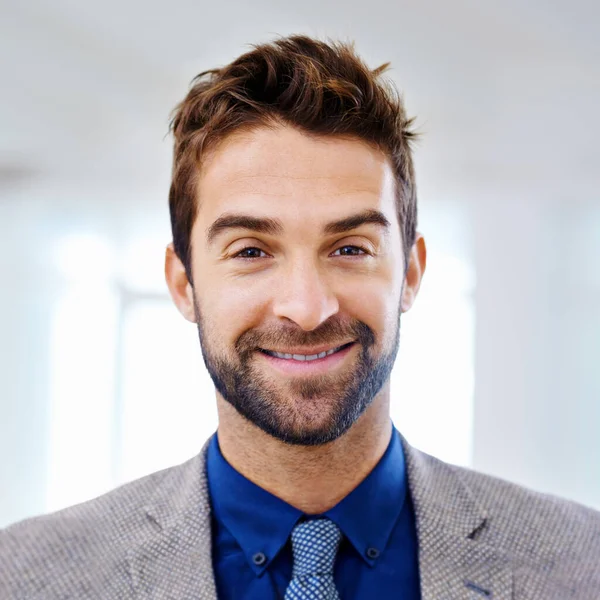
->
xmin=256 ymin=341 xmax=357 ymax=376
xmin=258 ymin=342 xmax=355 ymax=362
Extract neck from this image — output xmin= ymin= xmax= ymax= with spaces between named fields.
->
xmin=215 ymin=388 xmax=393 ymax=514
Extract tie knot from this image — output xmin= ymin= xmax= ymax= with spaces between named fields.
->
xmin=289 ymin=518 xmax=343 ymax=578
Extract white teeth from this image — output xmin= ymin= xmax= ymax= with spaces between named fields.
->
xmin=267 ymin=345 xmax=346 ymax=361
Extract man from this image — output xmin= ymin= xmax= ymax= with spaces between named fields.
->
xmin=1 ymin=34 xmax=599 ymax=600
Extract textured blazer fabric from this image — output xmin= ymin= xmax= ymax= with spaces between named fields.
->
xmin=1 ymin=434 xmax=599 ymax=599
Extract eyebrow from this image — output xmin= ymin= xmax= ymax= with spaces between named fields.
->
xmin=323 ymin=209 xmax=391 ymax=235
xmin=207 ymin=214 xmax=284 ymax=245
xmin=206 ymin=208 xmax=391 ymax=245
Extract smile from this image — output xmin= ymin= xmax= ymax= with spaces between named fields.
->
xmin=257 ymin=342 xmax=356 ymax=375
xmin=259 ymin=342 xmax=353 ymax=362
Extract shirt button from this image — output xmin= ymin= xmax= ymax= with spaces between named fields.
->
xmin=252 ymin=552 xmax=267 ymax=566
xmin=366 ymin=547 xmax=380 ymax=559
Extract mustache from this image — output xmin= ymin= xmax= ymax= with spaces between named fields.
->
xmin=235 ymin=320 xmax=375 ymax=357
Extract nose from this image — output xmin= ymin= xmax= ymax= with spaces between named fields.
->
xmin=271 ymin=261 xmax=340 ymax=331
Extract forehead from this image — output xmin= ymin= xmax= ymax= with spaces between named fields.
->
xmin=195 ymin=124 xmax=397 ymax=227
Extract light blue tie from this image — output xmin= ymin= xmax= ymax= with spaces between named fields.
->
xmin=284 ymin=517 xmax=343 ymax=600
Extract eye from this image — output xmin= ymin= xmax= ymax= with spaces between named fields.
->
xmin=332 ymin=245 xmax=369 ymax=257
xmin=233 ymin=246 xmax=268 ymax=259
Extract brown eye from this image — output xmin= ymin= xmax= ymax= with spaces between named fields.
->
xmin=333 ymin=245 xmax=368 ymax=257
xmin=234 ymin=247 xmax=267 ymax=259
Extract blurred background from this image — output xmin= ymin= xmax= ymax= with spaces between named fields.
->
xmin=1 ymin=0 xmax=599 ymax=528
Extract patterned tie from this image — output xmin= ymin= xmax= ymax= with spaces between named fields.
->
xmin=284 ymin=517 xmax=343 ymax=600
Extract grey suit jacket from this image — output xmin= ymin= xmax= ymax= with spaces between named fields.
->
xmin=1 ymin=434 xmax=599 ymax=599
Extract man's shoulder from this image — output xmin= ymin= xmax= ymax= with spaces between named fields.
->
xmin=0 ymin=454 xmax=202 ymax=599
xmin=453 ymin=459 xmax=600 ymax=543
xmin=2 ymin=461 xmax=170 ymax=540
xmin=404 ymin=443 xmax=600 ymax=596
xmin=414 ymin=447 xmax=600 ymax=573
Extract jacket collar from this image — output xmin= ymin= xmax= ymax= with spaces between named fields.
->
xmin=128 ymin=433 xmax=513 ymax=600
xmin=127 ymin=437 xmax=217 ymax=599
xmin=400 ymin=434 xmax=513 ymax=599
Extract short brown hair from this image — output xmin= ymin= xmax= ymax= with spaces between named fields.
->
xmin=169 ymin=34 xmax=418 ymax=283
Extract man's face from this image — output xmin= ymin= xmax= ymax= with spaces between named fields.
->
xmin=186 ymin=124 xmax=407 ymax=446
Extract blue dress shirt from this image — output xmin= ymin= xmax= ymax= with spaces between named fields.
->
xmin=206 ymin=421 xmax=421 ymax=599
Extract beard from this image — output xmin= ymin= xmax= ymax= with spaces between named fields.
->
xmin=193 ymin=296 xmax=401 ymax=446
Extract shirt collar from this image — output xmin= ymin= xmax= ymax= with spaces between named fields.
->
xmin=207 ymin=433 xmax=302 ymax=575
xmin=324 ymin=424 xmax=408 ymax=566
xmin=206 ymin=420 xmax=408 ymax=572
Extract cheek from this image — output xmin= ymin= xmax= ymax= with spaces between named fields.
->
xmin=340 ymin=281 xmax=399 ymax=346
xmin=200 ymin=277 xmax=268 ymax=339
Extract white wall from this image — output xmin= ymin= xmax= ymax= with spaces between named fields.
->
xmin=472 ymin=192 xmax=600 ymax=508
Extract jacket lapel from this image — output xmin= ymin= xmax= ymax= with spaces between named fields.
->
xmin=127 ymin=438 xmax=218 ymax=600
xmin=401 ymin=436 xmax=513 ymax=599
xmin=127 ymin=432 xmax=514 ymax=599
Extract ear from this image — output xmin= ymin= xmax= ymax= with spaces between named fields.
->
xmin=401 ymin=233 xmax=427 ymax=313
xmin=164 ymin=243 xmax=197 ymax=323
